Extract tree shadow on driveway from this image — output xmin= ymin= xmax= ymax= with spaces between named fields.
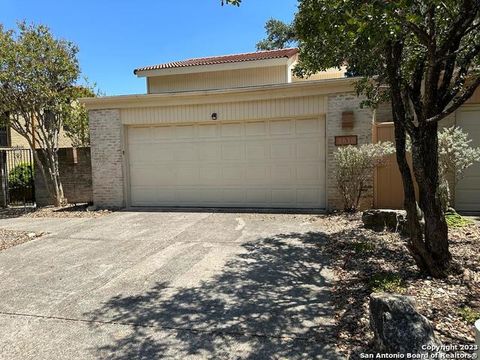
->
xmin=86 ymin=231 xmax=340 ymax=359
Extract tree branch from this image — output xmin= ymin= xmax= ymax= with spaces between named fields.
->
xmin=427 ymin=76 xmax=480 ymax=123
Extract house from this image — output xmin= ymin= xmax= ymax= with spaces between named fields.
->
xmin=82 ymin=48 xmax=480 ymax=211
xmin=0 ymin=117 xmax=72 ymax=149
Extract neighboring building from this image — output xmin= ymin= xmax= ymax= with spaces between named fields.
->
xmin=83 ymin=48 xmax=480 ymax=211
xmin=0 ymin=119 xmax=72 ymax=149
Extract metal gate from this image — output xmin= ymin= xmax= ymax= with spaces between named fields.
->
xmin=0 ymin=148 xmax=35 ymax=206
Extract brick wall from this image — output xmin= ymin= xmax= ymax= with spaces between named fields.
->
xmin=35 ymin=148 xmax=93 ymax=206
xmin=89 ymin=109 xmax=124 ymax=208
xmin=326 ymin=92 xmax=374 ymax=210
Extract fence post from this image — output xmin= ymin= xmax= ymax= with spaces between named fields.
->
xmin=0 ymin=151 xmax=7 ymax=207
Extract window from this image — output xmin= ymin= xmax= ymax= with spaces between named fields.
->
xmin=0 ymin=126 xmax=10 ymax=147
xmin=0 ymin=112 xmax=10 ymax=147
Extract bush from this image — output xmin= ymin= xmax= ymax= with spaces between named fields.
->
xmin=8 ymin=162 xmax=33 ymax=190
xmin=438 ymin=126 xmax=480 ymax=210
xmin=334 ymin=142 xmax=395 ymax=212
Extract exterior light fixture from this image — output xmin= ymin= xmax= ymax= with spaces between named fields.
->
xmin=211 ymin=113 xmax=218 ymax=120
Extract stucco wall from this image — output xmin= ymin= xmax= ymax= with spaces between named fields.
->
xmin=89 ymin=109 xmax=124 ymax=208
xmin=148 ymin=66 xmax=287 ymax=93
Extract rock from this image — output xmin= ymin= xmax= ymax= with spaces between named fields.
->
xmin=27 ymin=232 xmax=36 ymax=238
xmin=86 ymin=205 xmax=97 ymax=212
xmin=370 ymin=293 xmax=441 ymax=356
xmin=362 ymin=209 xmax=407 ymax=233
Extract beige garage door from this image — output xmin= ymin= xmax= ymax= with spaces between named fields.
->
xmin=127 ymin=118 xmax=326 ymax=208
xmin=456 ymin=108 xmax=480 ymax=212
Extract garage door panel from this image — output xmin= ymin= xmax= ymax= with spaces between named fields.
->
xmin=175 ymin=125 xmax=195 ymax=139
xmin=296 ymin=119 xmax=320 ymax=134
xmin=128 ymin=119 xmax=326 ymax=208
xmin=246 ymin=122 xmax=266 ymax=136
xmin=271 ymin=189 xmax=296 ymax=204
xmin=246 ymin=189 xmax=269 ymax=203
xmin=245 ymin=165 xmax=269 ymax=183
xmin=271 ymin=165 xmax=294 ymax=184
xmin=176 ymin=167 xmax=199 ymax=185
xmin=129 ymin=127 xmax=152 ymax=143
xmin=198 ymin=143 xmax=221 ymax=161
xmin=246 ymin=143 xmax=268 ymax=160
xmin=223 ymin=167 xmax=245 ymax=184
xmin=271 ymin=120 xmax=293 ymax=135
xmin=174 ymin=144 xmax=197 ymax=161
xmin=297 ymin=189 xmax=321 ymax=204
xmin=198 ymin=124 xmax=217 ymax=138
xmin=129 ymin=168 xmax=159 ymax=187
xmin=297 ymin=165 xmax=321 ymax=184
xmin=221 ymin=123 xmax=244 ymax=137
xmin=221 ymin=144 xmax=245 ymax=160
xmin=151 ymin=126 xmax=174 ymax=140
xmin=297 ymin=143 xmax=321 ymax=160
xmin=271 ymin=143 xmax=294 ymax=160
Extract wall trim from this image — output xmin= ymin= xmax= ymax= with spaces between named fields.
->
xmin=82 ymin=78 xmax=357 ymax=110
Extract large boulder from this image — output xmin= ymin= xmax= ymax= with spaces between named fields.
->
xmin=370 ymin=293 xmax=441 ymax=356
xmin=362 ymin=209 xmax=407 ymax=233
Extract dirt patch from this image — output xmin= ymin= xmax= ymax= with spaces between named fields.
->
xmin=308 ymin=213 xmax=479 ymax=358
xmin=0 ymin=204 xmax=112 ymax=219
xmin=0 ymin=228 xmax=43 ymax=252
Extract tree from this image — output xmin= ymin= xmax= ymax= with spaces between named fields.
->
xmin=334 ymin=142 xmax=395 ymax=212
xmin=63 ymin=86 xmax=96 ymax=148
xmin=256 ymin=19 xmax=296 ymax=50
xmin=0 ymin=22 xmax=82 ymax=206
xmin=294 ymin=0 xmax=480 ymax=277
xmin=226 ymin=0 xmax=480 ymax=277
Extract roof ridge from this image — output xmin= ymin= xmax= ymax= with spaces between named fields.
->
xmin=182 ymin=47 xmax=299 ymax=62
xmin=134 ymin=48 xmax=299 ymax=74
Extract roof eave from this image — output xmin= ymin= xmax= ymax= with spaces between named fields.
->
xmin=81 ymin=77 xmax=357 ymax=110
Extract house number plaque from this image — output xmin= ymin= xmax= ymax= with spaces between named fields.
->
xmin=335 ymin=135 xmax=358 ymax=146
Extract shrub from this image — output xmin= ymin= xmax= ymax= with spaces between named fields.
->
xmin=438 ymin=126 xmax=480 ymax=210
xmin=334 ymin=142 xmax=395 ymax=212
xmin=8 ymin=162 xmax=33 ymax=190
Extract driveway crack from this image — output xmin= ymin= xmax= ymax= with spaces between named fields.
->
xmin=0 ymin=310 xmax=321 ymax=343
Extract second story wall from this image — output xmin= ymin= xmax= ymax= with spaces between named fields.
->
xmin=147 ymin=65 xmax=288 ymax=93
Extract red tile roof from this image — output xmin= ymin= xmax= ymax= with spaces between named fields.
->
xmin=134 ymin=48 xmax=299 ymax=74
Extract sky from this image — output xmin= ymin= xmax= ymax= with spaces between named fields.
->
xmin=0 ymin=0 xmax=298 ymax=96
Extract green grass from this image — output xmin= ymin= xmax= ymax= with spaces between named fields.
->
xmin=445 ymin=211 xmax=473 ymax=228
xmin=351 ymin=241 xmax=376 ymax=253
xmin=458 ymin=306 xmax=480 ymax=324
xmin=369 ymin=272 xmax=406 ymax=293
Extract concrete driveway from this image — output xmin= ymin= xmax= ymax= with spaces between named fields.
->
xmin=0 ymin=210 xmax=338 ymax=359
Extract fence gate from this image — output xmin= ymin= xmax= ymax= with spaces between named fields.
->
xmin=0 ymin=149 xmax=35 ymax=206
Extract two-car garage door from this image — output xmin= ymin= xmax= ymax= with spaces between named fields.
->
xmin=127 ymin=118 xmax=326 ymax=208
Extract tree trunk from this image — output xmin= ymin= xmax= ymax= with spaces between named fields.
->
xmin=411 ymin=123 xmax=451 ymax=277
xmin=34 ymin=149 xmax=65 ymax=207
xmin=392 ymin=110 xmax=452 ymax=278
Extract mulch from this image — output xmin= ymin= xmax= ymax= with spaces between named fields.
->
xmin=0 ymin=228 xmax=43 ymax=252
xmin=309 ymin=213 xmax=480 ymax=358
xmin=0 ymin=204 xmax=112 ymax=219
